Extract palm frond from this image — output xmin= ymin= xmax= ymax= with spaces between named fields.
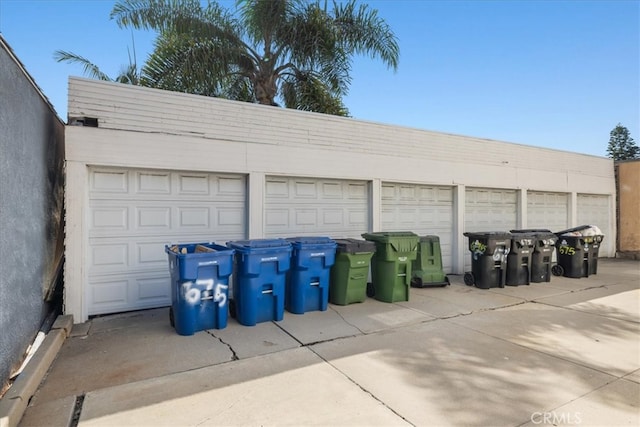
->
xmin=53 ymin=50 xmax=113 ymax=81
xmin=331 ymin=0 xmax=400 ymax=70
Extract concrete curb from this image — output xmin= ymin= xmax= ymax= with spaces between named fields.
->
xmin=0 ymin=315 xmax=72 ymax=427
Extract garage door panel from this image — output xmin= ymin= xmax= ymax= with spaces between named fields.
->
xmin=348 ymin=183 xmax=368 ymax=199
xmin=399 ymin=185 xmax=416 ymax=199
xmin=217 ymin=175 xmax=245 ymax=194
xmin=91 ymin=170 xmax=244 ymax=201
xmin=527 ymin=191 xmax=568 ymax=232
xmin=323 ymin=209 xmax=343 ymax=225
xmin=91 ymin=242 xmax=128 ymax=271
xmin=465 ymin=188 xmax=517 ymax=232
xmin=295 ymin=209 xmax=317 ymax=226
xmin=177 ymin=173 xmax=210 ymax=194
xmin=136 ymin=171 xmax=171 ymax=194
xmin=88 ymin=167 xmax=246 ymax=315
xmin=88 ymin=273 xmax=171 ymax=316
xmin=177 ymin=206 xmax=210 ymax=228
xmin=321 ymin=182 xmax=342 ymax=198
xmin=90 ymin=205 xmax=129 ymax=232
xmin=294 ymin=180 xmax=317 ymax=198
xmin=381 ymin=183 xmax=454 ymax=272
xmin=265 ymin=177 xmax=369 ymax=239
xmin=577 ymin=194 xmax=610 ymax=230
xmin=137 ymin=206 xmax=171 ymax=229
xmin=348 ymin=210 xmax=367 ymax=228
xmin=265 ymin=179 xmax=288 ymax=198
xmin=465 ymin=188 xmax=517 ymax=271
xmin=89 ymin=237 xmax=175 ymax=276
xmin=217 ymin=207 xmax=244 ymax=227
xmin=91 ymin=169 xmax=128 ymax=193
xmin=89 ymin=278 xmax=128 ymax=312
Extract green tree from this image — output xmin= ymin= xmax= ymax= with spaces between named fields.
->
xmin=607 ymin=123 xmax=639 ymax=161
xmin=54 ymin=38 xmax=141 ymax=85
xmin=110 ymin=0 xmax=399 ymax=115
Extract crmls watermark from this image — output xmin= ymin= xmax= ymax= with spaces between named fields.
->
xmin=531 ymin=411 xmax=582 ymax=425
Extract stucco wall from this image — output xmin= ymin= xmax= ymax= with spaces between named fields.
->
xmin=617 ymin=160 xmax=640 ymax=253
xmin=0 ymin=37 xmax=65 ymax=394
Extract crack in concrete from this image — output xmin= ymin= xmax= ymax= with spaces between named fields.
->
xmin=69 ymin=393 xmax=84 ymax=427
xmin=308 ymin=346 xmax=415 ymax=426
xmin=207 ymin=331 xmax=238 ymax=361
xmin=328 ymin=305 xmax=366 ymax=334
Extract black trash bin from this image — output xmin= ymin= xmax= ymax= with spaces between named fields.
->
xmin=463 ymin=232 xmax=511 ymax=289
xmin=554 ymin=226 xmax=604 ymax=278
xmin=510 ymin=229 xmax=558 ymax=283
xmin=505 ymin=232 xmax=536 ymax=286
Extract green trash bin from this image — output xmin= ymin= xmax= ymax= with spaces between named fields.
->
xmin=361 ymin=231 xmax=420 ymax=303
xmin=329 ymin=239 xmax=375 ymax=305
xmin=411 ymin=235 xmax=450 ymax=288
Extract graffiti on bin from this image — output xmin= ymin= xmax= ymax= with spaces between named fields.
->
xmin=492 ymin=246 xmax=509 ymax=261
xmin=470 ymin=240 xmax=487 ymax=256
xmin=558 ymin=240 xmax=577 ymax=255
xmin=518 ymin=238 xmax=534 ymax=247
xmin=181 ymin=279 xmax=228 ymax=307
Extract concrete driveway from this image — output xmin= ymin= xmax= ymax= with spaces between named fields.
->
xmin=17 ymin=258 xmax=640 ymax=426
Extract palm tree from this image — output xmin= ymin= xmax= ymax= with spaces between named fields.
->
xmin=54 ymin=39 xmax=141 ymax=85
xmin=110 ymin=0 xmax=399 ymax=115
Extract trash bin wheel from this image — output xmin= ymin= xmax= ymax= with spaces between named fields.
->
xmin=443 ymin=276 xmax=451 ymax=287
xmin=463 ymin=272 xmax=475 ymax=286
xmin=551 ymin=264 xmax=564 ymax=277
xmin=366 ymin=282 xmax=375 ymax=297
xmin=169 ymin=307 xmax=175 ymax=328
xmin=229 ymin=299 xmax=237 ymax=319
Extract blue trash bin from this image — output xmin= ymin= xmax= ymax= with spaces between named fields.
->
xmin=165 ymin=242 xmax=235 ymax=336
xmin=226 ymin=239 xmax=292 ymax=326
xmin=286 ymin=237 xmax=337 ymax=314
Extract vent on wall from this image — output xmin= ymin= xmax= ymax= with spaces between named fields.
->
xmin=68 ymin=116 xmax=98 ymax=127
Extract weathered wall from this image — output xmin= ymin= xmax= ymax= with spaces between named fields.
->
xmin=617 ymin=160 xmax=640 ymax=253
xmin=64 ymin=77 xmax=617 ymax=322
xmin=0 ymin=37 xmax=65 ymax=394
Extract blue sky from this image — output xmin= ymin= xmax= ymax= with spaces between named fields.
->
xmin=1 ymin=0 xmax=638 ymax=157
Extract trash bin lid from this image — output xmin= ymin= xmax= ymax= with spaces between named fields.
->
xmin=334 ymin=238 xmax=376 ymax=254
xmin=508 ymin=232 xmax=537 ymax=238
xmin=361 ymin=231 xmax=418 ymax=242
xmin=286 ymin=236 xmax=335 ymax=245
xmin=463 ymin=231 xmax=511 ymax=239
xmin=165 ymin=242 xmax=232 ymax=256
xmin=419 ymin=235 xmax=440 ymax=242
xmin=227 ymin=238 xmax=290 ymax=251
xmin=510 ymin=229 xmax=552 ymax=234
xmin=556 ymin=225 xmax=604 ymax=237
xmin=555 ymin=225 xmax=592 ymax=235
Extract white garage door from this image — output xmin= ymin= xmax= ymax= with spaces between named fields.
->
xmin=577 ymin=193 xmax=610 ymax=232
xmin=88 ymin=168 xmax=246 ymax=316
xmin=264 ymin=176 xmax=369 ymax=238
xmin=527 ymin=191 xmax=568 ymax=232
xmin=381 ymin=183 xmax=454 ymax=272
xmin=464 ymin=188 xmax=517 ymax=270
